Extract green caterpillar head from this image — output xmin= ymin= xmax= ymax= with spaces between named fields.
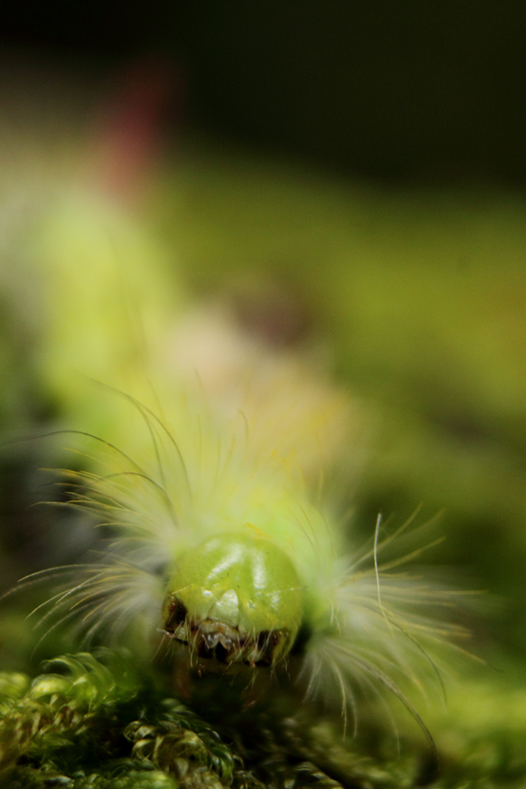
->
xmin=162 ymin=532 xmax=305 ymax=668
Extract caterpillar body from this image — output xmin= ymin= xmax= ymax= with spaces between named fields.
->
xmin=7 ymin=189 xmax=467 ymax=750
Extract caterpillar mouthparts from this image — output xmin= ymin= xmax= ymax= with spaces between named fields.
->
xmin=163 ymin=602 xmax=290 ymax=668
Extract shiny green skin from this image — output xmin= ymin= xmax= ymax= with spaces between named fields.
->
xmin=166 ymin=532 xmax=305 ymax=644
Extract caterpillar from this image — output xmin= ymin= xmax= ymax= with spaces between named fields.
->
xmin=22 ymin=377 xmax=468 ymax=756
xmin=3 ymin=195 xmax=469 ymax=754
xmin=0 ymin=79 xmax=470 ymax=753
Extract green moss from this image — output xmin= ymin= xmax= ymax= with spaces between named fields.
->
xmin=3 ymin=649 xmax=526 ymax=788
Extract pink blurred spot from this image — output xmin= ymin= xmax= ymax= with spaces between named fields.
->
xmin=91 ymin=56 xmax=185 ymax=202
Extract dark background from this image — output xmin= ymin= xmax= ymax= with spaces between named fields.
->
xmin=1 ymin=0 xmax=525 ymax=187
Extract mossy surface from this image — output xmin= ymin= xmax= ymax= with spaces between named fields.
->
xmin=1 ymin=650 xmax=525 ymax=789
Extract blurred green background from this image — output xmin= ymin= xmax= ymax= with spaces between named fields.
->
xmin=0 ymin=3 xmax=525 ymax=785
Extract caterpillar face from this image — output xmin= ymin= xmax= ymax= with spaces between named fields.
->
xmin=162 ymin=533 xmax=304 ymax=668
